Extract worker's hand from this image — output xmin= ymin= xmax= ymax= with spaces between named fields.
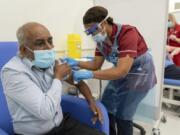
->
xmin=170 ymin=48 xmax=180 ymax=58
xmin=169 ymin=34 xmax=177 ymax=41
xmin=88 ymin=100 xmax=103 ymax=125
xmin=54 ymin=60 xmax=71 ymax=80
xmin=63 ymin=57 xmax=79 ymax=67
xmin=73 ymin=70 xmax=94 ymax=82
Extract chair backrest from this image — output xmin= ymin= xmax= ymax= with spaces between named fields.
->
xmin=0 ymin=128 xmax=8 ymax=135
xmin=0 ymin=42 xmax=18 ymax=134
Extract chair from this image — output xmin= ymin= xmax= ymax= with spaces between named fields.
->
xmin=164 ymin=78 xmax=180 ymax=86
xmin=0 ymin=42 xmax=18 ymax=135
xmin=133 ymin=123 xmax=146 ymax=135
xmin=0 ymin=128 xmax=8 ymax=135
xmin=0 ymin=42 xmax=109 ymax=135
xmin=163 ymin=78 xmax=180 ymax=118
xmin=61 ymin=95 xmax=109 ymax=135
xmin=163 ymin=79 xmax=180 ymax=106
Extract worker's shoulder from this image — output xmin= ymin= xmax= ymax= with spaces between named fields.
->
xmin=118 ymin=25 xmax=139 ymax=40
xmin=121 ymin=24 xmax=137 ymax=33
xmin=175 ymin=25 xmax=180 ymax=32
xmin=2 ymin=56 xmax=27 ymax=73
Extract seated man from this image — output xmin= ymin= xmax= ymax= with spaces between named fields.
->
xmin=1 ymin=22 xmax=105 ymax=135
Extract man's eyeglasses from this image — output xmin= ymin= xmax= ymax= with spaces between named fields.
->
xmin=33 ymin=37 xmax=53 ymax=47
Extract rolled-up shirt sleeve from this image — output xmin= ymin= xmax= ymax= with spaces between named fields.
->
xmin=1 ymin=69 xmax=62 ymax=120
xmin=95 ymin=47 xmax=103 ymax=56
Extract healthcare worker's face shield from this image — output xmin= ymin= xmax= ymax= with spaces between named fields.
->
xmin=84 ymin=15 xmax=109 ymax=36
xmin=84 ymin=23 xmax=100 ymax=36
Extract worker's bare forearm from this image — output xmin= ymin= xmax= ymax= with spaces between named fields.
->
xmin=93 ymin=55 xmax=134 ymax=80
xmin=93 ymin=67 xmax=128 ymax=80
xmin=79 ymin=56 xmax=104 ymax=70
xmin=79 ymin=61 xmax=99 ymax=70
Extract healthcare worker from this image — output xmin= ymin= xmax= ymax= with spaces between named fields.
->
xmin=167 ymin=13 xmax=180 ymax=66
xmin=64 ymin=6 xmax=157 ymax=135
xmin=164 ymin=13 xmax=180 ymax=79
xmin=168 ymin=13 xmax=180 ymax=47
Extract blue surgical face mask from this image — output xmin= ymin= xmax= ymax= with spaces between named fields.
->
xmin=92 ymin=32 xmax=107 ymax=43
xmin=26 ymin=47 xmax=56 ymax=68
xmin=168 ymin=21 xmax=173 ymax=28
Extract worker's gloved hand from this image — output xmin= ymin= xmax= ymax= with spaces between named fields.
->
xmin=62 ymin=57 xmax=79 ymax=67
xmin=73 ymin=70 xmax=94 ymax=82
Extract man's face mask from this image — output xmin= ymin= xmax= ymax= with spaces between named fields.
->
xmin=26 ymin=47 xmax=56 ymax=69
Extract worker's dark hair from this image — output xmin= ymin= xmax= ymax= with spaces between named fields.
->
xmin=83 ymin=6 xmax=114 ymax=25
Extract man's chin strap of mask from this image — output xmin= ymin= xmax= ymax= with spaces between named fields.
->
xmin=25 ymin=46 xmax=33 ymax=54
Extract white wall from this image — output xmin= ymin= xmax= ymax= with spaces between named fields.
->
xmin=0 ymin=0 xmax=95 ymax=50
xmin=169 ymin=0 xmax=180 ymax=12
xmin=95 ymin=0 xmax=168 ymax=123
xmin=169 ymin=0 xmax=180 ymax=23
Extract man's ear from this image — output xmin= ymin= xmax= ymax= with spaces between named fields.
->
xmin=19 ymin=45 xmax=26 ymax=57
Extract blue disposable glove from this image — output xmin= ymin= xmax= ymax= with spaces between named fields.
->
xmin=73 ymin=70 xmax=94 ymax=82
xmin=62 ymin=57 xmax=79 ymax=67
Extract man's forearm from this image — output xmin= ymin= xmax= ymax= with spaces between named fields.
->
xmin=76 ymin=81 xmax=95 ymax=103
xmin=65 ymin=75 xmax=94 ymax=103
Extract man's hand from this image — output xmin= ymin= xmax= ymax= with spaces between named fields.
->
xmin=88 ymin=99 xmax=103 ymax=125
xmin=54 ymin=60 xmax=71 ymax=80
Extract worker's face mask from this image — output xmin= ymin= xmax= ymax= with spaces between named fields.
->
xmin=92 ymin=28 xmax=107 ymax=43
xmin=25 ymin=47 xmax=55 ymax=69
xmin=168 ymin=21 xmax=173 ymax=28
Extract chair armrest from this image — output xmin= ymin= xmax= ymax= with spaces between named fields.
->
xmin=61 ymin=95 xmax=109 ymax=135
xmin=164 ymin=78 xmax=180 ymax=86
xmin=0 ymin=128 xmax=8 ymax=135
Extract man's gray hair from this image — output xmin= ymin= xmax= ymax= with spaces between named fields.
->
xmin=16 ymin=26 xmax=27 ymax=46
xmin=16 ymin=22 xmax=45 ymax=46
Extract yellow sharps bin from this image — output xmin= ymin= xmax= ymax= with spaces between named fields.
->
xmin=67 ymin=34 xmax=82 ymax=59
